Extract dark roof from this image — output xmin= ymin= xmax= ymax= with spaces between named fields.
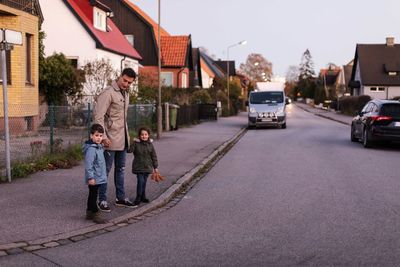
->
xmin=214 ymin=60 xmax=236 ymax=76
xmin=63 ymin=0 xmax=142 ymax=60
xmin=200 ymin=52 xmax=226 ymax=79
xmin=343 ymin=63 xmax=353 ymax=87
xmin=351 ymin=44 xmax=400 ymax=86
xmin=190 ymin=47 xmax=202 ymax=87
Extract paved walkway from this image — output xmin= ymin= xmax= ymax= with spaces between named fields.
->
xmin=0 ymin=113 xmax=247 ymax=254
xmin=294 ymin=102 xmax=353 ymax=125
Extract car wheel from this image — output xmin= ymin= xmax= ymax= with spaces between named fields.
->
xmin=363 ymin=128 xmax=373 ymax=148
xmin=281 ymin=122 xmax=287 ymax=129
xmin=350 ymin=124 xmax=357 ymax=142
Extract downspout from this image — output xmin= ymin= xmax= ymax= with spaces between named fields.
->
xmin=177 ymin=67 xmax=185 ymax=88
xmin=120 ymin=56 xmax=126 ymax=72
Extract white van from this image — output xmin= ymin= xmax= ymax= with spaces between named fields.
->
xmin=247 ymin=90 xmax=287 ymax=129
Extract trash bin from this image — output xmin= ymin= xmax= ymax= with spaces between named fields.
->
xmin=169 ymin=104 xmax=179 ymax=130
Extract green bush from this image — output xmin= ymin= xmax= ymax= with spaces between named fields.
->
xmin=339 ymin=95 xmax=371 ymax=115
xmin=1 ymin=144 xmax=83 ymax=181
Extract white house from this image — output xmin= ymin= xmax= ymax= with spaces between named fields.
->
xmin=39 ymin=0 xmax=142 ymax=103
xmin=349 ymin=37 xmax=400 ymax=99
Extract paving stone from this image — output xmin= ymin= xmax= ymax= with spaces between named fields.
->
xmin=84 ymin=232 xmax=98 ymax=238
xmin=70 ymin=235 xmax=87 ymax=242
xmin=94 ymin=229 xmax=108 ymax=235
xmin=0 ymin=251 xmax=7 ymax=257
xmin=127 ymin=218 xmax=139 ymax=224
xmin=43 ymin=242 xmax=60 ymax=248
xmin=24 ymin=245 xmax=44 ymax=252
xmin=6 ymin=248 xmax=24 ymax=255
xmin=57 ymin=239 xmax=73 ymax=246
xmin=116 ymin=223 xmax=128 ymax=227
xmin=105 ymin=225 xmax=119 ymax=232
xmin=0 ymin=242 xmax=28 ymax=251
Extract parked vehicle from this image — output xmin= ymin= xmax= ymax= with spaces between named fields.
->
xmin=247 ymin=90 xmax=288 ymax=129
xmin=351 ymin=99 xmax=400 ymax=147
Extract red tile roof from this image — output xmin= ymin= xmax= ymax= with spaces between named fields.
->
xmin=122 ymin=0 xmax=170 ymax=47
xmin=160 ymin=36 xmax=189 ymax=67
xmin=64 ymin=0 xmax=142 ymax=60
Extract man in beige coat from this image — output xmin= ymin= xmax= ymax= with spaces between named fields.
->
xmin=93 ymin=68 xmax=137 ymax=211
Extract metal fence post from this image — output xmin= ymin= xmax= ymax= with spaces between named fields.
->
xmin=87 ymin=102 xmax=91 ymax=139
xmin=49 ymin=104 xmax=55 ymax=153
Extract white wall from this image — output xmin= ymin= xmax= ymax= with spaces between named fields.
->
xmin=201 ymin=69 xmax=213 ymax=88
xmin=40 ymin=0 xmax=97 ymax=65
xmin=388 ymin=86 xmax=400 ymax=99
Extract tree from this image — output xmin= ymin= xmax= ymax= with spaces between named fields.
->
xmin=81 ymin=58 xmax=118 ymax=100
xmin=285 ymin=65 xmax=299 ymax=84
xmin=297 ymin=49 xmax=316 ymax=99
xmin=39 ymin=52 xmax=84 ymax=105
xmin=298 ymin=49 xmax=315 ymax=80
xmin=238 ymin=53 xmax=273 ymax=83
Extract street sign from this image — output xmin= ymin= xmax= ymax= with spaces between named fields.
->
xmin=3 ymin=29 xmax=22 ymax=45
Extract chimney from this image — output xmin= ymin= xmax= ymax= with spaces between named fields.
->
xmin=386 ymin=37 xmax=395 ymax=46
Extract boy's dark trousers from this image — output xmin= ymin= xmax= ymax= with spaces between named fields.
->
xmin=87 ymin=184 xmax=100 ymax=213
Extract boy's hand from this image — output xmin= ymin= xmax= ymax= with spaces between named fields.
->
xmin=88 ymin=178 xmax=96 ymax=186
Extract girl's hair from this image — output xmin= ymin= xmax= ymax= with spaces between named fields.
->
xmin=138 ymin=127 xmax=151 ymax=137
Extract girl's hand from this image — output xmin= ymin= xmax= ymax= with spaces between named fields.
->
xmin=88 ymin=178 xmax=96 ymax=186
xmin=154 ymin=168 xmax=158 ymax=173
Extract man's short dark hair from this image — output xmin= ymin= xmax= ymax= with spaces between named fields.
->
xmin=121 ymin=68 xmax=137 ymax=79
xmin=91 ymin=123 xmax=104 ymax=134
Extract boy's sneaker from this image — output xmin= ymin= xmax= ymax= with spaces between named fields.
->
xmin=98 ymin=201 xmax=111 ymax=212
xmin=115 ymin=198 xmax=137 ymax=208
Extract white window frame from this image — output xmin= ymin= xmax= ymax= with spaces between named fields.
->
xmin=161 ymin=72 xmax=173 ymax=87
xmin=181 ymin=72 xmax=188 ymax=88
xmin=370 ymin=87 xmax=385 ymax=92
xmin=125 ymin=34 xmax=134 ymax=47
xmin=93 ymin=7 xmax=106 ymax=31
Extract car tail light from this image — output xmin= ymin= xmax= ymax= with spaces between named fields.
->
xmin=371 ymin=115 xmax=393 ymax=125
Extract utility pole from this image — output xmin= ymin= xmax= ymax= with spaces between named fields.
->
xmin=157 ymin=0 xmax=162 ymax=139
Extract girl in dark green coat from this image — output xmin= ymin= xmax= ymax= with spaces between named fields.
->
xmin=129 ymin=127 xmax=158 ymax=206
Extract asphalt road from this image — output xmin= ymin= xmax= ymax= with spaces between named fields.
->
xmin=3 ymin=104 xmax=400 ymax=266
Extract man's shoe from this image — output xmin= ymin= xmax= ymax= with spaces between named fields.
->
xmin=141 ymin=198 xmax=150 ymax=203
xmin=115 ymin=198 xmax=137 ymax=208
xmin=98 ymin=201 xmax=111 ymax=212
xmin=86 ymin=210 xmax=95 ymax=220
xmin=133 ymin=199 xmax=141 ymax=206
xmin=92 ymin=212 xmax=108 ymax=224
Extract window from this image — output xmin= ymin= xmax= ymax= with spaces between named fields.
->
xmin=125 ymin=35 xmax=134 ymax=47
xmin=93 ymin=7 xmax=106 ymax=31
xmin=181 ymin=73 xmax=187 ymax=88
xmin=370 ymin=87 xmax=385 ymax=92
xmin=67 ymin=57 xmax=78 ymax=69
xmin=25 ymin=33 xmax=32 ymax=84
xmin=160 ymin=72 xmax=173 ymax=86
xmin=0 ymin=50 xmax=11 ymax=84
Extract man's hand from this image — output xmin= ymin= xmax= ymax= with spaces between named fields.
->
xmin=102 ymin=139 xmax=111 ymax=148
xmin=88 ymin=178 xmax=96 ymax=186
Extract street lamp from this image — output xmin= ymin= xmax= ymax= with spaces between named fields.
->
xmin=157 ymin=0 xmax=162 ymax=139
xmin=226 ymin=40 xmax=246 ymax=115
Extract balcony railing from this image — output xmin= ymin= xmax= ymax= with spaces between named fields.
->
xmin=0 ymin=0 xmax=41 ymax=16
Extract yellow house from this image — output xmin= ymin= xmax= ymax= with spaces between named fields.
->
xmin=0 ymin=0 xmax=42 ymax=135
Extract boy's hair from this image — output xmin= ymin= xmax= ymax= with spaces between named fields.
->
xmin=138 ymin=127 xmax=151 ymax=137
xmin=121 ymin=68 xmax=137 ymax=79
xmin=91 ymin=123 xmax=104 ymax=134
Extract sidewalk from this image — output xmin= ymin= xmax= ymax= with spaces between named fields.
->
xmin=294 ymin=102 xmax=353 ymax=126
xmin=0 ymin=113 xmax=247 ymax=253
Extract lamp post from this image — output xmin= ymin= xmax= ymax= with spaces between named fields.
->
xmin=157 ymin=0 xmax=162 ymax=138
xmin=226 ymin=40 xmax=246 ymax=115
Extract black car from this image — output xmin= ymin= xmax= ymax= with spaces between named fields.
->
xmin=351 ymin=99 xmax=400 ymax=148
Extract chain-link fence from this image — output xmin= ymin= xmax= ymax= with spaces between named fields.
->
xmin=0 ymin=103 xmax=156 ymax=170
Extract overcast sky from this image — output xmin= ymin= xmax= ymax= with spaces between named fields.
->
xmin=130 ymin=0 xmax=400 ymax=77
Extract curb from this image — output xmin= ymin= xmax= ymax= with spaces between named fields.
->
xmin=0 ymin=126 xmax=247 ymax=257
xmin=294 ymin=103 xmax=351 ymax=126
